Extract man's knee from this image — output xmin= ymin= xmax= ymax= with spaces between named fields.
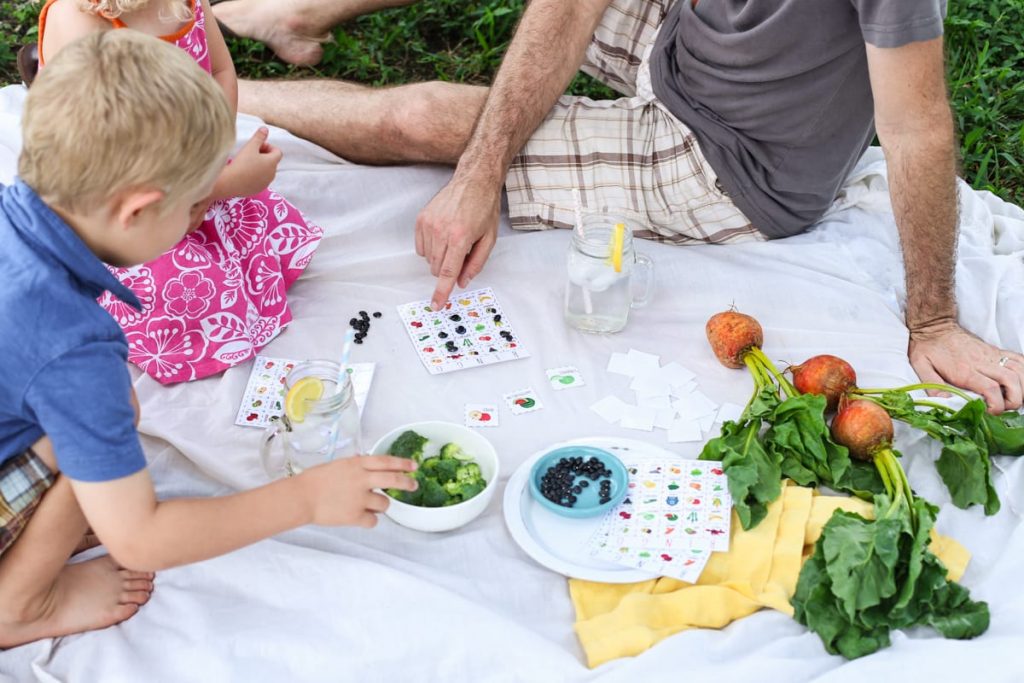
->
xmin=383 ymin=81 xmax=485 ymax=161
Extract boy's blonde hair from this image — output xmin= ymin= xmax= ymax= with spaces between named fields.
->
xmin=79 ymin=0 xmax=193 ymax=22
xmin=19 ymin=30 xmax=234 ymax=213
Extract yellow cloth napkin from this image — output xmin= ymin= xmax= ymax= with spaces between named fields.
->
xmin=569 ymin=483 xmax=970 ymax=668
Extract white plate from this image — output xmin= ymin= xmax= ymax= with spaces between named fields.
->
xmin=503 ymin=436 xmax=681 ymax=583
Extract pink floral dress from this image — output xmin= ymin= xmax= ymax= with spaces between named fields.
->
xmin=93 ymin=1 xmax=323 ymax=383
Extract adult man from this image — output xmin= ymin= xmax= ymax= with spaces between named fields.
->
xmin=236 ymin=0 xmax=1024 ymax=413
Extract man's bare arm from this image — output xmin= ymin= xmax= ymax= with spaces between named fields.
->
xmin=867 ymin=38 xmax=1024 ymax=412
xmin=418 ymin=0 xmax=613 ymax=309
xmin=456 ymin=0 xmax=612 ymax=188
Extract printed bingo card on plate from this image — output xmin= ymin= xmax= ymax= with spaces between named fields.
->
xmin=585 ymin=458 xmax=733 ymax=582
xmin=397 ymin=287 xmax=529 ymax=375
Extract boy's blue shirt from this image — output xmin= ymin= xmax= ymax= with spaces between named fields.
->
xmin=0 ymin=180 xmax=147 ymax=482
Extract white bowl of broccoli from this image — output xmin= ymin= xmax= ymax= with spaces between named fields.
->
xmin=370 ymin=421 xmax=499 ymax=532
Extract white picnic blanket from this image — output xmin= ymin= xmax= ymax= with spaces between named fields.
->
xmin=0 ymin=82 xmax=1022 ymax=683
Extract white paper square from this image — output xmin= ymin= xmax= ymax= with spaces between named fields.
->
xmin=661 ymin=362 xmax=697 ymax=389
xmin=626 ymin=349 xmax=661 ymax=376
xmin=674 ymin=390 xmax=719 ymax=420
xmin=629 ymin=372 xmax=672 ymax=397
xmin=669 ymin=380 xmax=698 ymax=399
xmin=699 ymin=413 xmax=715 ymax=432
xmin=716 ymin=402 xmax=744 ymax=423
xmin=667 ymin=418 xmax=704 ymax=443
xmin=653 ymin=407 xmax=678 ymax=430
xmin=620 ymin=405 xmax=657 ymax=431
xmin=591 ymin=395 xmax=629 ymax=423
xmin=607 ymin=352 xmax=633 ymax=376
xmin=637 ymin=394 xmax=673 ymax=410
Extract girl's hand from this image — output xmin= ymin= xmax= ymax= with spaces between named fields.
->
xmin=221 ymin=127 xmax=282 ymax=199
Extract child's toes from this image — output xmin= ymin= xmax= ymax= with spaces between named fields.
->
xmin=119 ymin=590 xmax=151 ymax=606
xmin=123 ymin=578 xmax=153 ymax=593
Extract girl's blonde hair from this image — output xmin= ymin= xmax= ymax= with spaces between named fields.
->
xmin=78 ymin=0 xmax=193 ymax=22
xmin=20 ymin=30 xmax=234 ymax=214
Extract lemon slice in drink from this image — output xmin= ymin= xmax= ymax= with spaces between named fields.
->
xmin=284 ymin=377 xmax=324 ymax=423
xmin=610 ymin=222 xmax=625 ymax=273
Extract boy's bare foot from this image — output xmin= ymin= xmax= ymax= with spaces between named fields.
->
xmin=213 ymin=0 xmax=331 ymax=66
xmin=0 ymin=555 xmax=154 ymax=648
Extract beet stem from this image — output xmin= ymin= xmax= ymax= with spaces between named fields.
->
xmin=750 ymin=347 xmax=797 ymax=398
xmin=854 ymin=383 xmax=972 ymax=402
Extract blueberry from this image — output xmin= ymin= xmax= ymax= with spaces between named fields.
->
xmin=572 ymin=485 xmax=582 ymax=494
xmin=455 ymin=325 xmax=467 ymax=334
xmin=579 ymin=480 xmax=589 ymax=488
xmin=349 ymin=318 xmax=358 ymax=326
xmin=599 ymin=497 xmax=610 ymax=505
xmin=372 ymin=311 xmax=382 ymax=318
xmin=359 ymin=310 xmax=368 ymax=318
xmin=354 ymin=339 xmax=363 ymax=344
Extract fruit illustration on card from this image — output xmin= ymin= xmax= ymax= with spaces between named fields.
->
xmin=463 ymin=404 xmax=499 ymax=428
xmin=504 ymin=388 xmax=543 ymax=415
xmin=545 ymin=366 xmax=585 ymax=391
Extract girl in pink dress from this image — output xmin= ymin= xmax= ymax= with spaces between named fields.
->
xmin=38 ymin=0 xmax=323 ymax=383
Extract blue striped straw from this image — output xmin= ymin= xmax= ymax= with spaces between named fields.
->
xmin=336 ymin=327 xmax=357 ymax=390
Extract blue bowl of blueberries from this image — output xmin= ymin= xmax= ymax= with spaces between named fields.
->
xmin=528 ymin=446 xmax=628 ymax=518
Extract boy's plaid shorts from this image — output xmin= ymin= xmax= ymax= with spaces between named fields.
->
xmin=0 ymin=449 xmax=55 ymax=557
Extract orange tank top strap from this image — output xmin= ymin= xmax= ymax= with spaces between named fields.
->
xmin=38 ymin=0 xmax=198 ymax=66
xmin=36 ymin=0 xmax=58 ymax=66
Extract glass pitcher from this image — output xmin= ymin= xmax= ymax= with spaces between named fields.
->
xmin=259 ymin=360 xmax=362 ymax=479
xmin=565 ymin=215 xmax=654 ymax=334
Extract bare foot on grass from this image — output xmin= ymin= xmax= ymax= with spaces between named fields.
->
xmin=0 ymin=556 xmax=154 ymax=648
xmin=213 ymin=0 xmax=331 ymax=66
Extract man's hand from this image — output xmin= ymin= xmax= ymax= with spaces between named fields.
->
xmin=412 ymin=0 xmax=611 ymax=308
xmin=909 ymin=319 xmax=1024 ymax=414
xmin=416 ymin=176 xmax=501 ymax=310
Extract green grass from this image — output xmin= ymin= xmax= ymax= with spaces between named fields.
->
xmin=1 ymin=0 xmax=1021 ymax=204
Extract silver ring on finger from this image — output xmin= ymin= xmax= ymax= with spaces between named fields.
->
xmin=998 ymin=355 xmax=1010 ymax=367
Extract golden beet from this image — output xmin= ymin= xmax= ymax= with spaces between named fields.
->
xmin=706 ymin=310 xmax=764 ymax=369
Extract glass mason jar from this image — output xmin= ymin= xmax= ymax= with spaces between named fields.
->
xmin=259 ymin=360 xmax=362 ymax=479
xmin=565 ymin=214 xmax=654 ymax=334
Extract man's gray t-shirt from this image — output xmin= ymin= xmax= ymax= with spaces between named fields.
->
xmin=650 ymin=0 xmax=947 ymax=239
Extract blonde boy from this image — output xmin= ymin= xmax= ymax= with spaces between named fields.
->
xmin=0 ymin=30 xmax=416 ymax=647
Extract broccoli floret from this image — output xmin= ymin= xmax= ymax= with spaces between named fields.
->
xmin=455 ymin=462 xmax=482 ymax=484
xmin=421 ymin=456 xmax=459 ymax=484
xmin=439 ymin=443 xmax=470 ymax=460
xmin=386 ymin=469 xmax=424 ymax=505
xmin=420 ymin=478 xmax=450 ymax=508
xmin=388 ymin=430 xmax=428 ymax=463
xmin=443 ymin=479 xmax=486 ymax=503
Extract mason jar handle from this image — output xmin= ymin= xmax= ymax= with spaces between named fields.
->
xmin=631 ymin=252 xmax=655 ymax=308
xmin=259 ymin=421 xmax=289 ymax=480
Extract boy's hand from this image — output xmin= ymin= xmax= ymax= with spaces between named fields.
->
xmin=301 ymin=455 xmax=419 ymax=528
xmin=221 ymin=127 xmax=282 ymax=199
